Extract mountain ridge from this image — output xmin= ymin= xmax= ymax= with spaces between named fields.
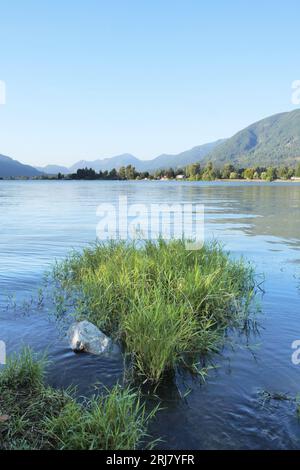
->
xmin=2 ymin=109 xmax=300 ymax=177
xmin=204 ymin=109 xmax=300 ymax=167
xmin=0 ymin=154 xmax=41 ymax=177
xmin=38 ymin=141 xmax=223 ymax=174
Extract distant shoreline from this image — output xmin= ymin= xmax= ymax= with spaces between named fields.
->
xmin=1 ymin=177 xmax=300 ymax=183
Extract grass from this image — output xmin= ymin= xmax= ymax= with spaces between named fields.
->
xmin=258 ymin=390 xmax=293 ymax=408
xmin=52 ymin=239 xmax=256 ymax=382
xmin=0 ymin=347 xmax=157 ymax=450
xmin=259 ymin=390 xmax=300 ymax=421
xmin=46 ymin=386 xmax=158 ymax=450
xmin=297 ymin=399 xmax=300 ymax=420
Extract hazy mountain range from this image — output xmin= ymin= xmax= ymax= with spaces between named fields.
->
xmin=1 ymin=109 xmax=300 ymax=177
xmin=0 ymin=154 xmax=41 ymax=177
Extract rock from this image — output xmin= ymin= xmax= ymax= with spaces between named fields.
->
xmin=68 ymin=320 xmax=113 ymax=355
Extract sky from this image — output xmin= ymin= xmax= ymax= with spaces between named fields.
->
xmin=0 ymin=0 xmax=300 ymax=167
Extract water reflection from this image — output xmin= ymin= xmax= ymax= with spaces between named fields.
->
xmin=0 ymin=180 xmax=300 ymax=449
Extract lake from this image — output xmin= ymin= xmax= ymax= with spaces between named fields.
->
xmin=1 ymin=180 xmax=300 ymax=449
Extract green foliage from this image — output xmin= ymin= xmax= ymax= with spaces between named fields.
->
xmin=265 ymin=167 xmax=277 ymax=182
xmin=0 ymin=348 xmax=157 ymax=450
xmin=221 ymin=163 xmax=235 ymax=179
xmin=186 ymin=163 xmax=201 ymax=179
xmin=202 ymin=162 xmax=217 ymax=180
xmin=243 ymin=168 xmax=255 ymax=179
xmin=0 ymin=346 xmax=46 ymax=391
xmin=46 ymin=385 xmax=158 ymax=450
xmin=66 ymin=158 xmax=299 ymax=182
xmin=261 ymin=171 xmax=267 ymax=180
xmin=125 ymin=165 xmax=137 ymax=180
xmin=53 ymin=239 xmax=255 ymax=382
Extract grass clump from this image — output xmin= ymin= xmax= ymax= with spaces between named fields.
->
xmin=46 ymin=386 xmax=157 ymax=450
xmin=53 ymin=239 xmax=256 ymax=382
xmin=0 ymin=348 xmax=157 ymax=450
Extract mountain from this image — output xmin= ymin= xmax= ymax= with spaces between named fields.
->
xmin=69 ymin=154 xmax=142 ymax=173
xmin=143 ymin=140 xmax=225 ymax=171
xmin=67 ymin=142 xmax=223 ymax=173
xmin=36 ymin=165 xmax=69 ymax=175
xmin=0 ymin=154 xmax=41 ymax=177
xmin=205 ymin=109 xmax=300 ymax=167
xmin=5 ymin=109 xmax=300 ymax=177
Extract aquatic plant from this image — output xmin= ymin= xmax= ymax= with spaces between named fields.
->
xmin=297 ymin=396 xmax=300 ymax=420
xmin=0 ymin=348 xmax=157 ymax=450
xmin=52 ymin=239 xmax=256 ymax=382
xmin=45 ymin=385 xmax=158 ymax=450
xmin=258 ymin=389 xmax=293 ymax=408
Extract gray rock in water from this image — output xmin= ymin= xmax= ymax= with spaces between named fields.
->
xmin=68 ymin=320 xmax=112 ymax=355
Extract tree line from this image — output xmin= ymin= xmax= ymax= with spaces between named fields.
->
xmin=55 ymin=162 xmax=300 ymax=182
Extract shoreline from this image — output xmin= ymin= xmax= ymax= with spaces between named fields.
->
xmin=1 ymin=177 xmax=300 ymax=183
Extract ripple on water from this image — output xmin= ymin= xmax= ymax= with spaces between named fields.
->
xmin=1 ymin=180 xmax=300 ymax=449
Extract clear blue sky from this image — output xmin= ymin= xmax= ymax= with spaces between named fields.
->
xmin=0 ymin=0 xmax=299 ymax=167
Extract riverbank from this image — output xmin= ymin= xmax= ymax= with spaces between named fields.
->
xmin=1 ymin=176 xmax=300 ymax=183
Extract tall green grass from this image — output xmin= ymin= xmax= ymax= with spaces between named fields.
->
xmin=0 ymin=348 xmax=157 ymax=450
xmin=46 ymin=386 xmax=158 ymax=450
xmin=53 ymin=239 xmax=256 ymax=382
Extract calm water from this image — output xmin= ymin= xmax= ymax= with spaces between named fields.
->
xmin=1 ymin=180 xmax=300 ymax=449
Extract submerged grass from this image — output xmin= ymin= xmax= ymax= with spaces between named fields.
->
xmin=0 ymin=348 xmax=157 ymax=450
xmin=53 ymin=239 xmax=256 ymax=382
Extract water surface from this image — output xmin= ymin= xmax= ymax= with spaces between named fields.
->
xmin=1 ymin=180 xmax=300 ymax=449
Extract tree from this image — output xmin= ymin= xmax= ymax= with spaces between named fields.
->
xmin=165 ymin=167 xmax=175 ymax=179
xmin=243 ymin=168 xmax=255 ymax=179
xmin=277 ymin=166 xmax=289 ymax=180
xmin=175 ymin=167 xmax=185 ymax=177
xmin=76 ymin=167 xmax=97 ymax=179
xmin=118 ymin=166 xmax=126 ymax=180
xmin=296 ymin=163 xmax=300 ymax=177
xmin=202 ymin=162 xmax=216 ymax=181
xmin=265 ymin=167 xmax=277 ymax=182
xmin=154 ymin=170 xmax=163 ymax=179
xmin=125 ymin=165 xmax=136 ymax=180
xmin=109 ymin=168 xmax=118 ymax=179
xmin=221 ymin=164 xmax=235 ymax=179
xmin=261 ymin=171 xmax=267 ymax=180
xmin=186 ymin=163 xmax=201 ymax=179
